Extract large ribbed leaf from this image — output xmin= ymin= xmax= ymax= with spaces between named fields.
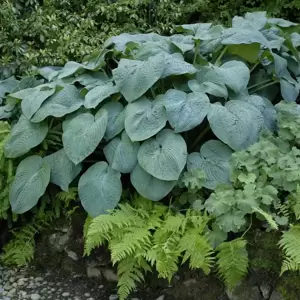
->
xmin=84 ymin=82 xmax=119 ymax=109
xmin=63 ymin=111 xmax=108 ymax=164
xmin=0 ymin=77 xmax=19 ymax=99
xmin=125 ymin=96 xmax=167 ymax=141
xmin=4 ymin=115 xmax=48 ymax=158
xmin=112 ymin=55 xmax=165 ymax=102
xmin=104 ymin=131 xmax=139 ymax=173
xmin=187 ymin=140 xmax=233 ymax=189
xmin=78 ymin=161 xmax=122 ymax=217
xmin=131 ymin=164 xmax=176 ymax=201
xmin=138 ymin=129 xmax=187 ymax=181
xmin=163 ymin=89 xmax=210 ymax=132
xmin=31 ymin=85 xmax=84 ymax=122
xmin=9 ymin=155 xmax=50 ymax=214
xmin=208 ymin=101 xmax=264 ymax=151
xmin=102 ymin=102 xmax=125 ymax=141
xmin=44 ymin=149 xmax=82 ymax=191
xmin=238 ymin=95 xmax=277 ymax=131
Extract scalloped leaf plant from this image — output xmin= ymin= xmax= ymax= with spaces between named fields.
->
xmin=2 ymin=11 xmax=300 ymax=217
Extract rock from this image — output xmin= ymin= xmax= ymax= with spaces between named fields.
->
xmin=84 ymin=293 xmax=91 ymax=297
xmin=98 ymin=285 xmax=104 ymax=289
xmin=270 ymin=291 xmax=284 ymax=300
xmin=226 ymin=282 xmax=262 ymax=300
xmin=102 ymin=268 xmax=118 ymax=282
xmin=156 ymin=296 xmax=165 ymax=300
xmin=31 ymin=294 xmax=41 ymax=300
xmin=49 ymin=232 xmax=70 ymax=252
xmin=86 ymin=266 xmax=101 ymax=279
xmin=62 ymin=292 xmax=70 ymax=297
xmin=35 ymin=277 xmax=43 ymax=282
xmin=66 ymin=250 xmax=79 ymax=261
xmin=260 ymin=282 xmax=271 ymax=299
xmin=109 ymin=295 xmax=119 ymax=300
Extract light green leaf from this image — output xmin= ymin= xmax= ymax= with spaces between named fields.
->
xmin=125 ymin=96 xmax=167 ymax=141
xmin=44 ymin=149 xmax=82 ymax=191
xmin=63 ymin=111 xmax=108 ymax=164
xmin=216 ymin=211 xmax=246 ymax=233
xmin=9 ymin=155 xmax=50 ymax=214
xmin=187 ymin=140 xmax=233 ymax=189
xmin=78 ymin=161 xmax=122 ymax=217
xmin=131 ymin=164 xmax=176 ymax=201
xmin=138 ymin=129 xmax=187 ymax=181
xmin=104 ymin=131 xmax=139 ymax=173
xmin=113 ymin=55 xmax=165 ymax=102
xmin=102 ymin=102 xmax=125 ymax=141
xmin=207 ymin=223 xmax=228 ymax=248
xmin=4 ymin=115 xmax=48 ymax=158
xmin=208 ymin=101 xmax=264 ymax=150
xmin=163 ymin=89 xmax=210 ymax=133
xmin=84 ymin=82 xmax=119 ymax=109
xmin=31 ymin=85 xmax=84 ymax=123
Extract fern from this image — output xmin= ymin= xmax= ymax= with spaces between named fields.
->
xmin=216 ymin=238 xmax=249 ymax=290
xmin=279 ymin=225 xmax=300 ymax=274
xmin=84 ymin=198 xmax=214 ymax=299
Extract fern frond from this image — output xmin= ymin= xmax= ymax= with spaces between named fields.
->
xmin=56 ymin=187 xmax=78 ymax=203
xmin=117 ymin=256 xmax=148 ymax=300
xmin=216 ymin=238 xmax=249 ymax=290
xmin=279 ymin=225 xmax=300 ymax=267
xmin=253 ymin=207 xmax=278 ymax=230
xmin=178 ymin=228 xmax=214 ymax=274
xmin=281 ymin=256 xmax=300 ymax=275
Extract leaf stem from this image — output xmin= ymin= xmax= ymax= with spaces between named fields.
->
xmin=250 ymin=80 xmax=279 ymax=94
xmin=192 ymin=126 xmax=211 ymax=150
xmin=193 ymin=40 xmax=200 ymax=65
xmin=248 ymin=79 xmax=272 ymax=90
xmin=241 ymin=215 xmax=252 ymax=238
xmin=250 ymin=62 xmax=259 ymax=73
xmin=49 ymin=130 xmax=62 ymax=135
xmin=214 ymin=46 xmax=228 ymax=66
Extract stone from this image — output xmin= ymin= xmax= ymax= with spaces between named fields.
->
xmin=102 ymin=268 xmax=118 ymax=282
xmin=66 ymin=250 xmax=79 ymax=261
xmin=86 ymin=266 xmax=101 ymax=279
xmin=226 ymin=282 xmax=262 ymax=300
xmin=260 ymin=282 xmax=271 ymax=299
xmin=31 ymin=294 xmax=41 ymax=300
xmin=49 ymin=232 xmax=70 ymax=252
xmin=109 ymin=295 xmax=119 ymax=300
xmin=84 ymin=293 xmax=91 ymax=297
xmin=62 ymin=292 xmax=70 ymax=297
xmin=156 ymin=296 xmax=165 ymax=300
xmin=270 ymin=291 xmax=284 ymax=300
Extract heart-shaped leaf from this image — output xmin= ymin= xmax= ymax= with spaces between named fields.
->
xmin=4 ymin=115 xmax=48 ymax=158
xmin=113 ymin=54 xmax=165 ymax=102
xmin=10 ymin=155 xmax=50 ymax=214
xmin=138 ymin=129 xmax=187 ymax=181
xmin=208 ymin=101 xmax=264 ymax=150
xmin=31 ymin=85 xmax=84 ymax=123
xmin=163 ymin=89 xmax=210 ymax=132
xmin=78 ymin=161 xmax=122 ymax=217
xmin=187 ymin=140 xmax=233 ymax=189
xmin=63 ymin=111 xmax=108 ymax=164
xmin=104 ymin=131 xmax=140 ymax=173
xmin=44 ymin=149 xmax=82 ymax=191
xmin=131 ymin=164 xmax=176 ymax=201
xmin=125 ymin=96 xmax=167 ymax=141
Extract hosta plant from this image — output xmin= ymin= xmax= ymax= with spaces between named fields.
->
xmin=1 ymin=11 xmax=300 ymax=217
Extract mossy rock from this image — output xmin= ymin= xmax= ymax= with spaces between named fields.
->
xmin=275 ymin=272 xmax=300 ymax=300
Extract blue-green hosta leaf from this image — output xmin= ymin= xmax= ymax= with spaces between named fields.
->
xmin=262 ymin=28 xmax=285 ymax=50
xmin=131 ymin=164 xmax=176 ymax=201
xmin=138 ymin=129 xmax=187 ymax=181
xmin=187 ymin=140 xmax=233 ymax=189
xmin=133 ymin=41 xmax=171 ymax=60
xmin=62 ymin=108 xmax=88 ymax=132
xmin=38 ymin=66 xmax=62 ymax=81
xmin=84 ymin=82 xmax=119 ymax=109
xmin=273 ymin=53 xmax=288 ymax=78
xmin=72 ymin=72 xmax=109 ymax=86
xmin=232 ymin=12 xmax=267 ymax=30
xmin=268 ymin=18 xmax=297 ymax=28
xmin=102 ymin=102 xmax=125 ymax=141
xmin=4 ymin=115 xmax=48 ymax=158
xmin=44 ymin=149 xmax=82 ymax=191
xmin=204 ymin=61 xmax=250 ymax=94
xmin=161 ymin=53 xmax=197 ymax=78
xmin=31 ymin=85 xmax=84 ymax=123
xmin=112 ymin=55 xmax=165 ymax=102
xmin=125 ymin=96 xmax=167 ymax=141
xmin=9 ymin=155 xmax=50 ymax=214
xmin=163 ymin=89 xmax=210 ymax=133
xmin=280 ymin=79 xmax=299 ymax=102
xmin=175 ymin=23 xmax=212 ymax=35
xmin=169 ymin=35 xmax=195 ymax=53
xmin=78 ymin=161 xmax=122 ymax=217
xmin=104 ymin=131 xmax=139 ymax=173
xmin=238 ymin=95 xmax=277 ymax=131
xmin=188 ymin=80 xmax=228 ymax=98
xmin=0 ymin=77 xmax=19 ymax=99
xmin=0 ymin=105 xmax=14 ymax=119
xmin=208 ymin=101 xmax=264 ymax=151
xmin=63 ymin=111 xmax=108 ymax=164
xmin=221 ymin=28 xmax=270 ymax=48
xmin=12 ymin=87 xmax=56 ymax=119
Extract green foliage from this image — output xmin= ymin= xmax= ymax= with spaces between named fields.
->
xmin=216 ymin=238 xmax=249 ymax=290
xmin=84 ymin=197 xmax=214 ymax=300
xmin=2 ymin=12 xmax=300 ymax=217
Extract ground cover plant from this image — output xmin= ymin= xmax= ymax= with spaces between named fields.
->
xmin=2 ymin=11 xmax=300 ymax=299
